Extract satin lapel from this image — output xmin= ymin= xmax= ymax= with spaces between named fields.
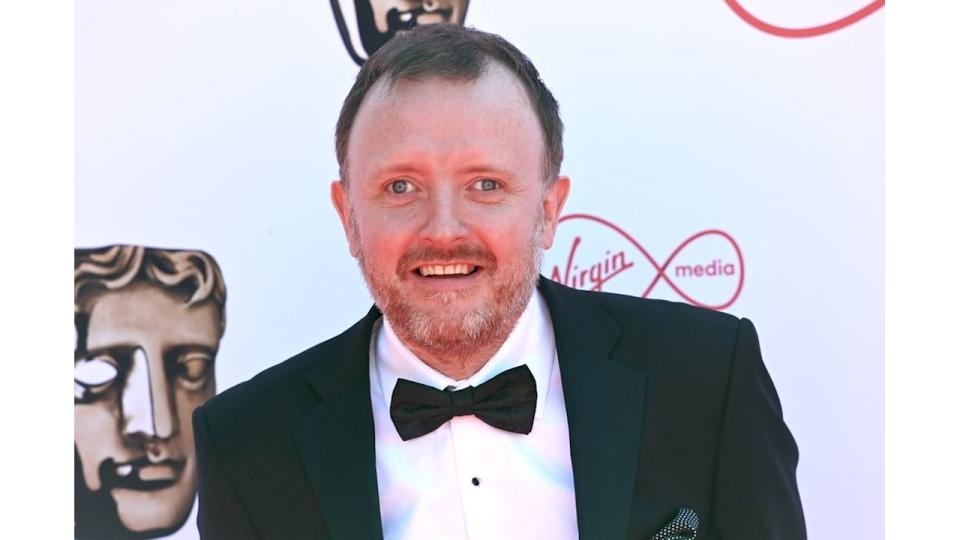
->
xmin=293 ymin=307 xmax=384 ymax=540
xmin=539 ymin=278 xmax=648 ymax=540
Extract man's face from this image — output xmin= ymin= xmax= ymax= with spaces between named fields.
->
xmin=74 ymin=283 xmax=218 ymax=534
xmin=332 ymin=64 xmax=569 ymax=363
xmin=368 ymin=0 xmax=468 ymax=34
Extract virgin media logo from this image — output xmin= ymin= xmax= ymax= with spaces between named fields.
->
xmin=546 ymin=214 xmax=745 ymax=311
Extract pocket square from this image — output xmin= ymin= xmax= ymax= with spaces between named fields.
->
xmin=650 ymin=507 xmax=699 ymax=540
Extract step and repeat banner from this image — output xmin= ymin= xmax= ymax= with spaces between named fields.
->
xmin=76 ymin=1 xmax=883 ymax=538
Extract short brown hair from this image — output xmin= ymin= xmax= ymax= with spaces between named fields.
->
xmin=335 ymin=24 xmax=563 ymax=184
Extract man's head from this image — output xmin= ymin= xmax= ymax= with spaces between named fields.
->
xmin=74 ymin=245 xmax=226 ymax=537
xmin=331 ymin=24 xmax=570 ymax=374
xmin=336 ymin=23 xmax=564 ymax=185
xmin=355 ymin=0 xmax=471 ymax=58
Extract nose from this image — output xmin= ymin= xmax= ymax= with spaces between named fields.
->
xmin=122 ymin=347 xmax=176 ymax=441
xmin=420 ymin=190 xmax=469 ymax=245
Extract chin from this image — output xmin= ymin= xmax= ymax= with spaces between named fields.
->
xmin=114 ymin=486 xmax=194 ymax=536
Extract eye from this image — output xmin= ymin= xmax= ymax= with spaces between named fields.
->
xmin=173 ymin=351 xmax=213 ymax=391
xmin=471 ymin=178 xmax=500 ymax=191
xmin=388 ymin=179 xmax=413 ymax=194
xmin=74 ymin=355 xmax=119 ymax=400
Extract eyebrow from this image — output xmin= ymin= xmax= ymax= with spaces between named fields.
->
xmin=82 ymin=343 xmax=217 ymax=359
xmin=368 ymin=162 xmax=513 ymax=180
xmin=456 ymin=164 xmax=513 ymax=177
xmin=367 ymin=162 xmax=427 ymax=179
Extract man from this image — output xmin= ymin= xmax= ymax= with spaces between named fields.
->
xmin=194 ymin=24 xmax=805 ymax=539
xmin=75 ymin=244 xmax=226 ymax=539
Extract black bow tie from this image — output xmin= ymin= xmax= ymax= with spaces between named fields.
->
xmin=389 ymin=365 xmax=538 ymax=441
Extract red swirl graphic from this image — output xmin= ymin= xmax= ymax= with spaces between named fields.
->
xmin=552 ymin=214 xmax=745 ymax=310
xmin=725 ymin=0 xmax=884 ymax=38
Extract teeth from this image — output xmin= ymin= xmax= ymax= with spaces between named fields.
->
xmin=418 ymin=264 xmax=476 ymax=276
xmin=117 ymin=464 xmax=133 ymax=477
xmin=400 ymin=12 xmax=412 ymax=22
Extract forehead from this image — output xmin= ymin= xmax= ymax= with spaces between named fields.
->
xmin=85 ymin=283 xmax=220 ymax=349
xmin=346 ymin=62 xmax=544 ymax=178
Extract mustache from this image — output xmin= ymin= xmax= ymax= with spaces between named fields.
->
xmin=398 ymin=244 xmax=496 ymax=272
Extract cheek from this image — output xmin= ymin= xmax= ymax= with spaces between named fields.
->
xmin=358 ymin=214 xmax=417 ymax=258
xmin=75 ymin=402 xmax=123 ymax=490
xmin=491 ymin=233 xmax=534 ymax=262
xmin=481 ymin=209 xmax=540 ymax=248
xmin=175 ymin=385 xmax=214 ymax=443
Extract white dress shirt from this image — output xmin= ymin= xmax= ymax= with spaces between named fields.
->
xmin=369 ymin=291 xmax=579 ymax=540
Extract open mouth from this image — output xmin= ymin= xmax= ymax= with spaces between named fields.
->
xmin=102 ymin=456 xmax=185 ymax=492
xmin=416 ymin=263 xmax=480 ymax=278
xmin=394 ymin=7 xmax=454 ymax=25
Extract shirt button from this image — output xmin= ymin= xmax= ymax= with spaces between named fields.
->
xmin=471 ymin=477 xmax=480 ymax=486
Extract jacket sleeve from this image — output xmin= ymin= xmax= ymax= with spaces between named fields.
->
xmin=193 ymin=405 xmax=259 ymax=540
xmin=707 ymin=318 xmax=807 ymax=539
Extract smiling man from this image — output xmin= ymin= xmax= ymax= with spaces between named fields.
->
xmin=194 ymin=24 xmax=806 ymax=539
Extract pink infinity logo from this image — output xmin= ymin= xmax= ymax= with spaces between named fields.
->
xmin=548 ymin=214 xmax=745 ymax=311
xmin=725 ymin=0 xmax=884 ymax=38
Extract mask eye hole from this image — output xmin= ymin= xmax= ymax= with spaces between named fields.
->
xmin=74 ymin=356 xmax=119 ymax=401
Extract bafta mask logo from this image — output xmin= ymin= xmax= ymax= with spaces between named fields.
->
xmin=74 ymin=245 xmax=226 ymax=539
xmin=330 ymin=0 xmax=470 ymax=65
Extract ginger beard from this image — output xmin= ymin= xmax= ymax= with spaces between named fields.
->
xmin=352 ymin=212 xmax=543 ymax=370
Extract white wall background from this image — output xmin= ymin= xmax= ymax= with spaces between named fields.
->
xmin=76 ymin=1 xmax=884 ymax=538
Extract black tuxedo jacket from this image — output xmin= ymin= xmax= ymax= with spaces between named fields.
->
xmin=194 ymin=278 xmax=805 ymax=539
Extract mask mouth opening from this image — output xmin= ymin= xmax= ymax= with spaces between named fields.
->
xmin=100 ymin=456 xmax=186 ymax=492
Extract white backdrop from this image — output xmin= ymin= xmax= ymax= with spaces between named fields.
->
xmin=76 ymin=1 xmax=884 ymax=538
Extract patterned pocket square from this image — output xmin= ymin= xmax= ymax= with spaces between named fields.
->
xmin=650 ymin=507 xmax=699 ymax=540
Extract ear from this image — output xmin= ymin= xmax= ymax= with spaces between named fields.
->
xmin=540 ymin=176 xmax=571 ymax=250
xmin=330 ymin=180 xmax=360 ymax=258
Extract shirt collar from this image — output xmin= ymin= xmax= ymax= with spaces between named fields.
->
xmin=373 ymin=290 xmax=556 ymax=419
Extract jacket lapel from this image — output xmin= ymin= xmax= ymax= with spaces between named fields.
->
xmin=294 ymin=307 xmax=384 ymax=540
xmin=540 ymin=278 xmax=648 ymax=540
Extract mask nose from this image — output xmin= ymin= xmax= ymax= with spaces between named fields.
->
xmin=122 ymin=347 xmax=176 ymax=441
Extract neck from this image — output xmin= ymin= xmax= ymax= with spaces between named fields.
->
xmin=403 ymin=333 xmax=511 ymax=380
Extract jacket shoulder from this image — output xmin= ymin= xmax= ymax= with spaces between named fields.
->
xmin=199 ymin=309 xmax=376 ymax=427
xmin=549 ymin=277 xmax=740 ymax=338
xmin=591 ymin=289 xmax=741 ymax=342
xmin=201 ymin=341 xmax=320 ymax=422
